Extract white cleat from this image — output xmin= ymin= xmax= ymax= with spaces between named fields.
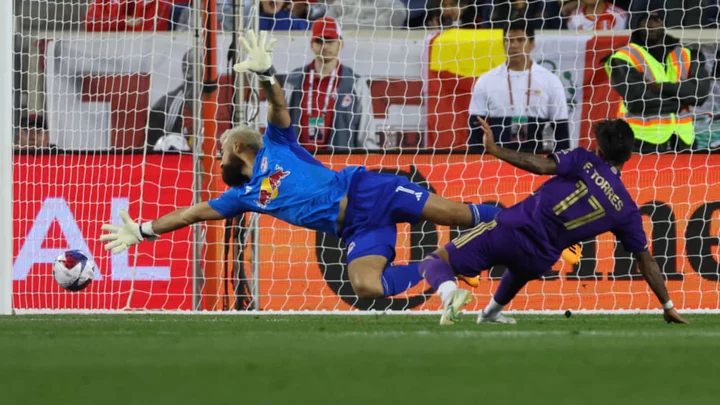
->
xmin=439 ymin=289 xmax=473 ymax=325
xmin=477 ymin=311 xmax=518 ymax=324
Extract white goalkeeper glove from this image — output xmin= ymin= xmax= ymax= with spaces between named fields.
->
xmin=233 ymin=30 xmax=278 ymax=81
xmin=100 ymin=210 xmax=158 ymax=254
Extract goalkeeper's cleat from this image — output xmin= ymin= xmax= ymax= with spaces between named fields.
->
xmin=439 ymin=289 xmax=473 ymax=326
xmin=561 ymin=243 xmax=582 ymax=265
xmin=456 ymin=273 xmax=480 ymax=288
xmin=477 ymin=311 xmax=517 ymax=325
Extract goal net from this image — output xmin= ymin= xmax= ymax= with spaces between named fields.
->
xmin=10 ymin=1 xmax=720 ymax=313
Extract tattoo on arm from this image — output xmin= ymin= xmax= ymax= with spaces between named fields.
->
xmin=491 ymin=147 xmax=558 ymax=175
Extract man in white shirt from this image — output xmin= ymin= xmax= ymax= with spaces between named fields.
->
xmin=468 ymin=21 xmax=570 ymax=153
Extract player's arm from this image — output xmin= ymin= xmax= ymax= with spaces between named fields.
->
xmin=99 ymin=203 xmax=225 ymax=254
xmin=233 ymin=30 xmax=291 ymax=128
xmin=151 ymin=202 xmax=225 ymax=234
xmin=635 ymin=250 xmax=689 ymax=324
xmin=259 ymin=75 xmax=291 ymax=128
xmin=475 ymin=117 xmax=558 ymax=175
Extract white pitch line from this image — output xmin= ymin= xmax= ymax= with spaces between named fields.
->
xmin=321 ymin=330 xmax=720 ymax=338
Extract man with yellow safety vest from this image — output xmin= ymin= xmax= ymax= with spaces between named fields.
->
xmin=605 ymin=11 xmax=711 ymax=153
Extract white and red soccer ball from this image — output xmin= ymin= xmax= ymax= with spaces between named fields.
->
xmin=53 ymin=250 xmax=95 ymax=291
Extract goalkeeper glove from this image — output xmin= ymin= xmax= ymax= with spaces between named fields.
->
xmin=233 ymin=30 xmax=278 ymax=82
xmin=100 ymin=210 xmax=158 ymax=254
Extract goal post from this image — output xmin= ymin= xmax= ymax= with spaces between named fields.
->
xmin=0 ymin=0 xmax=12 ymax=316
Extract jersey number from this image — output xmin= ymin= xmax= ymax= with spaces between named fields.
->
xmin=553 ymin=181 xmax=606 ymax=230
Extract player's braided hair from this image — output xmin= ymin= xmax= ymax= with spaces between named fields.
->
xmin=595 ymin=119 xmax=634 ymax=166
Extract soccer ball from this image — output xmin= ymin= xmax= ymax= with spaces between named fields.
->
xmin=53 ymin=250 xmax=95 ymax=291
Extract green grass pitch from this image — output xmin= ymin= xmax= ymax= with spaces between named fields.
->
xmin=1 ymin=314 xmax=719 ymax=405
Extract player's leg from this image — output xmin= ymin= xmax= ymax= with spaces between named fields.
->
xmin=418 ymin=193 xmax=581 ymax=278
xmin=387 ymin=179 xmax=499 ymax=288
xmin=420 ymin=194 xmax=583 ymax=267
xmin=345 ymin=226 xmax=423 ymax=299
xmin=478 ymin=269 xmax=540 ymax=324
xmin=419 ymin=193 xmax=500 ymax=227
xmin=346 ymin=255 xmax=388 ymax=298
xmin=419 ymin=221 xmax=499 ymax=325
xmin=419 ymin=248 xmax=473 ymax=325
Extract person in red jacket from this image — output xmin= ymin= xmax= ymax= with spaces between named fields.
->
xmin=84 ymin=0 xmax=175 ymax=32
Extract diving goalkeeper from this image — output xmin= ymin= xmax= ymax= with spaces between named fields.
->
xmin=100 ymin=32 xmax=579 ymax=300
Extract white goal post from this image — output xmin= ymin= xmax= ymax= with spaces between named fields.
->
xmin=1 ymin=0 xmax=14 ymax=315
xmin=6 ymin=1 xmax=720 ymax=314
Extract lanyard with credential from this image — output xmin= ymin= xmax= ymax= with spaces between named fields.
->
xmin=506 ymin=65 xmax=532 ymax=115
xmin=307 ymin=66 xmax=338 ymax=123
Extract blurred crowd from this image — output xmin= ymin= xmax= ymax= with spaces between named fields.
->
xmin=81 ymin=0 xmax=720 ymax=32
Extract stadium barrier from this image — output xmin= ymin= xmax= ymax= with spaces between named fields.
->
xmin=13 ymin=153 xmax=720 ymax=311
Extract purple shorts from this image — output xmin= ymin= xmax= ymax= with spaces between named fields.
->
xmin=445 ymin=221 xmax=558 ymax=278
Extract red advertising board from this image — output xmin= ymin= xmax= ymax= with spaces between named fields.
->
xmin=13 ymin=154 xmax=195 ymax=310
xmin=13 ymin=153 xmax=720 ymax=311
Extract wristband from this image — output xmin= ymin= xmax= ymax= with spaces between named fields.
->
xmin=139 ymin=221 xmax=159 ymax=241
xmin=257 ymin=66 xmax=277 ymax=84
xmin=662 ymin=300 xmax=674 ymax=310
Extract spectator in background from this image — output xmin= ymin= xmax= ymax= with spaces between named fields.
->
xmin=283 ymin=17 xmax=376 ymax=151
xmin=426 ymin=0 xmax=482 ymax=28
xmin=259 ymin=0 xmax=311 ymax=31
xmin=693 ymin=49 xmax=720 ymax=150
xmin=146 ymin=50 xmax=194 ymax=152
xmin=605 ymin=11 xmax=711 ymax=152
xmin=16 ymin=115 xmax=51 ymax=150
xmin=566 ymin=0 xmax=627 ymax=30
xmin=290 ymin=1 xmax=330 ymax=20
xmin=326 ymin=0 xmax=408 ymax=28
xmin=629 ymin=0 xmax=708 ymax=29
xmin=85 ymin=0 xmax=174 ymax=31
xmin=486 ymin=0 xmax=546 ymax=29
xmin=405 ymin=0 xmax=433 ymax=27
xmin=468 ymin=21 xmax=570 ymax=153
xmin=561 ymin=0 xmax=708 ymax=29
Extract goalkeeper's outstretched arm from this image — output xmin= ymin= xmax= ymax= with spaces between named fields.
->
xmin=635 ymin=250 xmax=689 ymax=324
xmin=232 ymin=30 xmax=290 ymax=128
xmin=151 ymin=202 xmax=225 ymax=234
xmin=100 ymin=203 xmax=225 ymax=254
xmin=259 ymin=76 xmax=291 ymax=128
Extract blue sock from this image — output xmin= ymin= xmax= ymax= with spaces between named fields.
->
xmin=468 ymin=204 xmax=501 ymax=226
xmin=381 ymin=263 xmax=423 ymax=297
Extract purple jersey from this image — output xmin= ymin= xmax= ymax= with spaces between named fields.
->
xmin=495 ymin=148 xmax=648 ymax=262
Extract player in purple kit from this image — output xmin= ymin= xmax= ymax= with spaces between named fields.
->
xmin=420 ymin=118 xmax=689 ymax=325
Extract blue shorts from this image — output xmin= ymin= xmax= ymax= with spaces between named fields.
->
xmin=341 ymin=169 xmax=430 ymax=264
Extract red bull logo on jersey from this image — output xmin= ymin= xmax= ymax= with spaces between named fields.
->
xmin=255 ymin=165 xmax=291 ymax=208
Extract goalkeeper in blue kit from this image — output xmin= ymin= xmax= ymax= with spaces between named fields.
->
xmin=100 ymin=32 xmax=579 ymax=300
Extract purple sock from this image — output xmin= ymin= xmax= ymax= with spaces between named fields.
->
xmin=493 ymin=269 xmax=539 ymax=305
xmin=418 ymin=253 xmax=456 ymax=290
